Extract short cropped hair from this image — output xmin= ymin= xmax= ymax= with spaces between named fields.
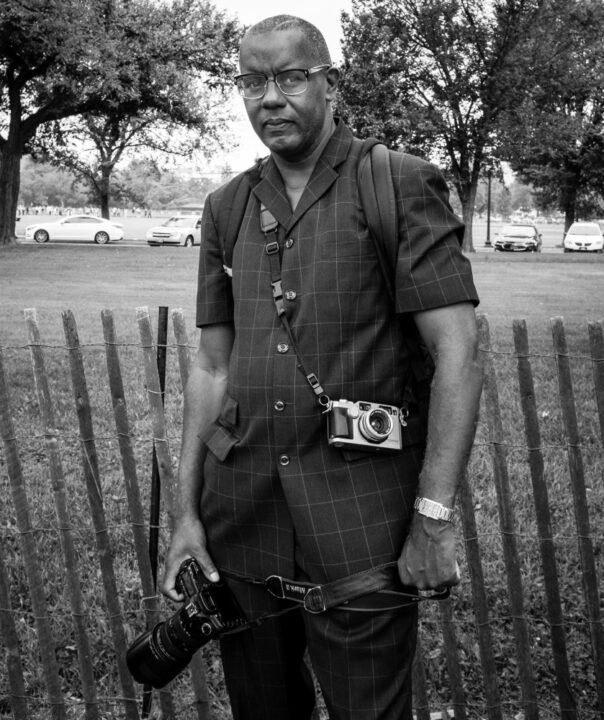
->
xmin=243 ymin=15 xmax=332 ymax=65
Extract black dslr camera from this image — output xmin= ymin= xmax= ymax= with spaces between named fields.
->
xmin=126 ymin=558 xmax=247 ymax=688
xmin=327 ymin=399 xmax=404 ymax=452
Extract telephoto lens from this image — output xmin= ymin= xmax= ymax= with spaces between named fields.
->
xmin=127 ymin=601 xmax=216 ymax=688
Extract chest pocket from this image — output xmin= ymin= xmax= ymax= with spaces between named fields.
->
xmin=319 ymin=230 xmax=375 ymax=260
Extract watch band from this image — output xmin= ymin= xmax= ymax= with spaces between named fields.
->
xmin=414 ymin=496 xmax=454 ymax=522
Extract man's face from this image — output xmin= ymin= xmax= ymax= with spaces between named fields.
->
xmin=238 ymin=29 xmax=337 ymax=162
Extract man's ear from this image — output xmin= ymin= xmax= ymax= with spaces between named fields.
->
xmin=325 ymin=66 xmax=340 ymax=102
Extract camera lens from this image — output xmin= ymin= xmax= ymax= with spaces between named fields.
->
xmin=358 ymin=408 xmax=393 ymax=443
xmin=126 ymin=605 xmax=212 ymax=688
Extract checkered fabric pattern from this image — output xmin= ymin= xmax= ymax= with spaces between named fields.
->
xmin=196 ymin=121 xmax=478 ymax=585
xmin=218 ymin=576 xmax=418 ymax=720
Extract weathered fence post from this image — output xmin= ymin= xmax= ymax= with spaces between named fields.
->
xmin=172 ymin=308 xmax=193 ymax=390
xmin=588 ymin=320 xmax=604 ymax=446
xmin=551 ymin=317 xmax=604 ymax=713
xmin=477 ymin=314 xmax=539 ymax=720
xmin=438 ymin=599 xmax=467 ymax=720
xmin=458 ymin=469 xmax=503 ymax=720
xmin=0 ymin=502 xmax=28 ymax=719
xmin=24 ymin=308 xmax=100 ymax=720
xmin=513 ymin=319 xmax=576 ymax=718
xmin=62 ymin=309 xmax=140 ymax=720
xmin=0 ymin=345 xmax=67 ymax=719
xmin=101 ymin=310 xmax=175 ymax=719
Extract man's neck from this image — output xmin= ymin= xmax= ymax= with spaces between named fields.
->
xmin=272 ymin=119 xmax=336 ymax=210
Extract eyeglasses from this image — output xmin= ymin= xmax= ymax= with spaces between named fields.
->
xmin=234 ymin=65 xmax=331 ymax=100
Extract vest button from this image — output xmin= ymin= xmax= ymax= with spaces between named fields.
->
xmin=277 ymin=343 xmax=289 ymax=353
xmin=285 ymin=290 xmax=297 ymax=301
xmin=279 ymin=454 xmax=290 ymax=466
xmin=274 ymin=400 xmax=285 ymax=412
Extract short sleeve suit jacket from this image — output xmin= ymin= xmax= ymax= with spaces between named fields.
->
xmin=196 ymin=121 xmax=478 ymax=584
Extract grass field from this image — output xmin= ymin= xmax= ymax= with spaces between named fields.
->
xmin=0 ymin=244 xmax=603 ymax=719
xmin=2 ymin=244 xmax=602 ymax=344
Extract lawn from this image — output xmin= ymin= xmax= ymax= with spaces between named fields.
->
xmin=1 ymin=244 xmax=603 ymax=344
xmin=0 ymin=244 xmax=603 ymax=719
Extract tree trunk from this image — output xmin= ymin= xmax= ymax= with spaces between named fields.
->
xmin=0 ymin=137 xmax=23 ymax=246
xmin=99 ymin=163 xmax=112 ymax=219
xmin=461 ymin=201 xmax=476 ymax=252
xmin=457 ymin=180 xmax=478 ymax=253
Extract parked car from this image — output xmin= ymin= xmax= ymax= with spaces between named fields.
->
xmin=563 ymin=222 xmax=604 ymax=253
xmin=146 ymin=215 xmax=202 ymax=247
xmin=493 ymin=223 xmax=542 ymax=252
xmin=25 ymin=215 xmax=124 ymax=244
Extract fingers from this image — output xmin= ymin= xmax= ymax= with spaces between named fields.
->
xmin=161 ymin=564 xmax=184 ymax=602
xmin=160 ymin=518 xmax=221 ymax=601
xmin=397 ymin=550 xmax=460 ymax=591
xmin=196 ymin=554 xmax=221 ymax=584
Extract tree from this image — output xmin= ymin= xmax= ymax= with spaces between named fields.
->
xmin=34 ymin=100 xmax=229 ymax=218
xmin=498 ymin=0 xmax=604 ymax=231
xmin=114 ymin=158 xmax=221 ymax=210
xmin=18 ymin=157 xmax=87 ymax=210
xmin=338 ymin=0 xmax=549 ymax=250
xmin=0 ymin=0 xmax=241 ymax=244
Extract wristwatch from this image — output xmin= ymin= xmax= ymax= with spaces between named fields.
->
xmin=414 ymin=496 xmax=454 ymax=522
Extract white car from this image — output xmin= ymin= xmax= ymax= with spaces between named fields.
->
xmin=25 ymin=215 xmax=124 ymax=244
xmin=146 ymin=215 xmax=202 ymax=247
xmin=563 ymin=222 xmax=604 ymax=253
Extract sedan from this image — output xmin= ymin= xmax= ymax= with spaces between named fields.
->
xmin=25 ymin=215 xmax=124 ymax=244
xmin=146 ymin=215 xmax=202 ymax=247
xmin=563 ymin=222 xmax=604 ymax=253
xmin=493 ymin=223 xmax=542 ymax=252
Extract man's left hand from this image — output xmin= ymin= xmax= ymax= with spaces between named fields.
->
xmin=398 ymin=513 xmax=461 ymax=590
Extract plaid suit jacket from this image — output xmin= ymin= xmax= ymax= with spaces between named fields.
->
xmin=196 ymin=121 xmax=478 ymax=584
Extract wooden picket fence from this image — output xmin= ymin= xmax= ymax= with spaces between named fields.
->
xmin=0 ymin=308 xmax=602 ymax=720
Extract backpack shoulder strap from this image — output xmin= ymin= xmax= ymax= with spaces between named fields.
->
xmin=357 ymin=139 xmax=397 ymax=303
xmin=357 ymin=139 xmax=434 ymax=392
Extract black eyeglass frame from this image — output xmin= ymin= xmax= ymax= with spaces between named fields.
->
xmin=234 ymin=64 xmax=331 ymax=100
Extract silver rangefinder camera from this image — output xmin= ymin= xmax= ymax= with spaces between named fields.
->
xmin=327 ymin=399 xmax=404 ymax=452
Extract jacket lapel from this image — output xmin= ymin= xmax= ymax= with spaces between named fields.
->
xmin=251 ymin=122 xmax=354 ymax=235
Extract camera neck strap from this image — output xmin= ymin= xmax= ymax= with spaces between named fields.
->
xmin=260 ymin=203 xmax=331 ymax=409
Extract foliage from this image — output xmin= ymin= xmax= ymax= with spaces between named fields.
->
xmin=0 ymin=0 xmax=242 ymax=242
xmin=17 ymin=156 xmax=223 ymax=212
xmin=497 ymin=0 xmax=604 ymax=230
xmin=114 ymin=159 xmax=221 ymax=209
xmin=338 ymin=0 xmax=548 ymax=251
xmin=18 ymin=157 xmax=87 ymax=209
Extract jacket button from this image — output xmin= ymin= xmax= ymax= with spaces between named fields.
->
xmin=274 ymin=400 xmax=285 ymax=412
xmin=285 ymin=238 xmax=295 ymax=249
xmin=285 ymin=290 xmax=297 ymax=301
xmin=277 ymin=343 xmax=289 ymax=353
xmin=279 ymin=454 xmax=290 ymax=466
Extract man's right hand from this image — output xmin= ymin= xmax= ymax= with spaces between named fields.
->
xmin=161 ymin=515 xmax=220 ymax=601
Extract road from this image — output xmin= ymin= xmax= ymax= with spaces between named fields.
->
xmin=14 ymin=214 xmax=573 ymax=253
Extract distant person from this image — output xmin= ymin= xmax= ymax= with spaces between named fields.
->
xmin=163 ymin=14 xmax=482 ymax=720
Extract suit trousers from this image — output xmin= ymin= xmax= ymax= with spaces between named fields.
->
xmin=218 ymin=578 xmax=418 ymax=720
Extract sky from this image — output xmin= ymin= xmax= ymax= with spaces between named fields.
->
xmin=210 ymin=0 xmax=353 ymax=170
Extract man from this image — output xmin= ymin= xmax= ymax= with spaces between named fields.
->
xmin=162 ymin=15 xmax=483 ymax=720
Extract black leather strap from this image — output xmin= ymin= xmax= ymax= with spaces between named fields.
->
xmin=221 ymin=563 xmax=449 ymax=618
